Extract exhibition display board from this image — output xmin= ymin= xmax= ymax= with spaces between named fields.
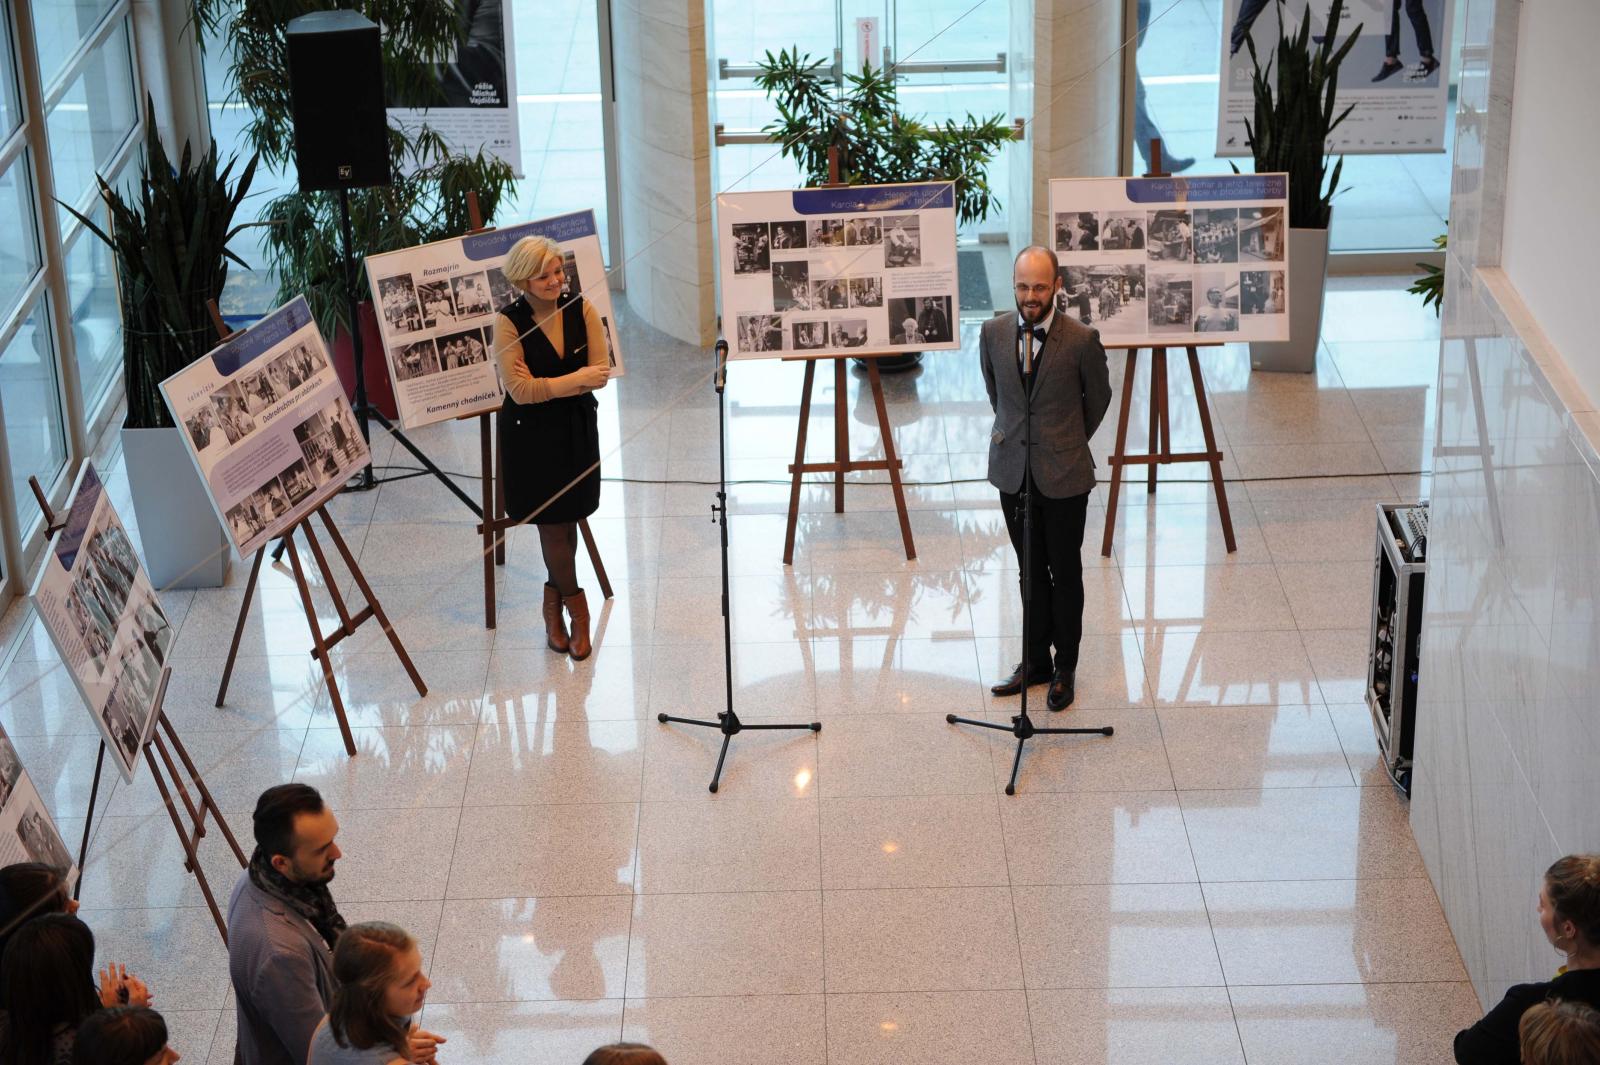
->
xmin=1217 ymin=0 xmax=1454 ymax=154
xmin=0 ymin=719 xmax=76 ymax=877
xmin=717 ymin=182 xmax=960 ymax=360
xmin=162 ymin=297 xmax=371 ymax=558
xmin=365 ymin=208 xmax=625 ymax=429
xmin=28 ymin=463 xmax=175 ymax=782
xmin=387 ymin=0 xmax=520 ymax=171
xmin=1047 ymin=173 xmax=1291 ymax=348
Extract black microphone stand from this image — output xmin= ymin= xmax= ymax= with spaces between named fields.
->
xmin=656 ymin=339 xmax=821 ymax=792
xmin=946 ymin=320 xmax=1112 ymax=794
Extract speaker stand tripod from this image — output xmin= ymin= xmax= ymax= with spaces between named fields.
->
xmin=946 ymin=322 xmax=1112 ymax=794
xmin=657 ymin=340 xmax=820 ymax=793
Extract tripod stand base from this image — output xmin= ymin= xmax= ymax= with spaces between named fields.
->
xmin=946 ymin=712 xmax=1113 ymax=796
xmin=657 ymin=709 xmax=821 ymax=793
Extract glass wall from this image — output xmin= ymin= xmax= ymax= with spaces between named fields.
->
xmin=1130 ymin=0 xmax=1460 ymax=252
xmin=0 ymin=301 xmax=66 ymax=532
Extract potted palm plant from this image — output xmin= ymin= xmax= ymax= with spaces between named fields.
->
xmin=1237 ymin=0 xmax=1361 ymax=372
xmin=756 ymin=52 xmax=1013 ymax=369
xmin=61 ymin=101 xmax=258 ymax=587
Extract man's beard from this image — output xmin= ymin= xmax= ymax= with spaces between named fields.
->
xmin=1016 ymin=296 xmax=1051 ymax=325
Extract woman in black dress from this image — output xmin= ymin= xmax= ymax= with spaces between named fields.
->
xmin=492 ymin=236 xmax=610 ymax=659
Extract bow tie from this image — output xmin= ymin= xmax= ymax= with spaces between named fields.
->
xmin=1018 ymin=323 xmax=1048 ymax=344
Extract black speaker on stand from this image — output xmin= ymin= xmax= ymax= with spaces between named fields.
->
xmin=282 ymin=12 xmax=484 ymax=522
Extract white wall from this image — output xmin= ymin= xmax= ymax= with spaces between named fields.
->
xmin=1500 ymin=0 xmax=1600 ymax=404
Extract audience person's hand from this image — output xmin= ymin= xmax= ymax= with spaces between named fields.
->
xmin=406 ymin=1027 xmax=447 ymax=1064
xmin=97 ymin=962 xmax=153 ymax=1007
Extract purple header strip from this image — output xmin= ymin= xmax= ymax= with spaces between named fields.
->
xmin=1121 ymin=174 xmax=1287 ymax=203
xmin=462 ymin=210 xmax=599 ymax=261
xmin=209 ymin=296 xmax=314 ymax=376
xmin=789 ymin=183 xmax=955 ymax=215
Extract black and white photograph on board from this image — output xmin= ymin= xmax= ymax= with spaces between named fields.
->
xmin=295 ymin=401 xmax=363 ymax=484
xmin=225 ymin=496 xmax=269 ymax=544
xmin=210 ymin=389 xmax=256 ymax=445
xmin=849 ymin=276 xmax=883 ymax=308
xmin=811 ymin=278 xmax=849 ymax=310
xmin=487 ymin=266 xmax=520 ymax=312
xmin=1054 ymin=211 xmax=1100 ymax=252
xmin=377 ymin=274 xmax=423 ymax=334
xmin=807 ymin=218 xmax=847 ymax=248
xmin=1147 ymin=210 xmax=1194 ymax=262
xmin=1100 ymin=212 xmax=1147 ymax=251
xmin=235 ymin=367 xmax=282 ymax=415
xmin=393 ymin=338 xmax=443 ymax=382
xmin=1148 ymin=273 xmax=1194 ymax=333
xmin=844 ymin=216 xmax=882 ymax=245
xmin=772 ymin=261 xmax=811 ymax=311
xmin=830 ymin=320 xmax=869 ymax=348
xmin=127 ymin=587 xmax=171 ymax=666
xmin=1191 ymin=270 xmax=1240 ymax=333
xmin=737 ymin=314 xmax=785 ymax=354
xmin=276 ymin=341 xmax=326 ymax=390
xmin=1194 ymin=209 xmax=1240 ymax=264
xmin=1059 ymin=264 xmax=1147 ymax=335
xmin=883 ymin=215 xmax=921 ymax=268
xmin=771 ymin=221 xmax=808 ymax=251
xmin=1240 ymin=206 xmax=1285 ymax=262
xmin=0 ymin=733 xmax=20 ymax=810
xmin=600 ymin=317 xmax=618 ymax=369
xmin=886 ymin=296 xmax=953 ymax=346
xmin=559 ymin=252 xmax=581 ymax=301
xmin=452 ymin=272 xmax=493 ymax=317
xmin=792 ymin=321 xmax=828 ymax=350
xmin=182 ymin=408 xmax=219 ymax=456
xmin=416 ymin=279 xmax=458 ymax=328
xmin=437 ymin=327 xmax=490 ymax=371
xmin=64 ymin=582 xmax=112 ymax=673
xmin=278 ymin=459 xmax=318 ymax=505
xmin=16 ymin=799 xmax=72 ymax=872
xmin=1240 ymin=269 xmax=1286 ymax=315
xmin=732 ymin=223 xmax=772 ymax=274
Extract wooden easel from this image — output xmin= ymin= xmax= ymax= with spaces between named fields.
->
xmin=206 ymin=306 xmax=428 ymax=755
xmin=781 ymin=149 xmax=917 ymax=566
xmin=1099 ymin=140 xmax=1237 ymax=557
xmin=29 ymin=479 xmax=246 ymax=944
xmin=460 ymin=191 xmax=614 ymax=629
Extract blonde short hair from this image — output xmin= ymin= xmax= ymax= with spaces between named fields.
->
xmin=501 ymin=236 xmax=562 ymax=285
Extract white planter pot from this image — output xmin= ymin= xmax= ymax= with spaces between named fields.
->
xmin=1248 ymin=223 xmax=1331 ymax=374
xmin=121 ymin=425 xmax=230 ymax=589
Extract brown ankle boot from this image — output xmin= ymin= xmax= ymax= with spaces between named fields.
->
xmin=542 ymin=582 xmax=570 ymax=654
xmin=563 ymin=589 xmax=591 ymax=661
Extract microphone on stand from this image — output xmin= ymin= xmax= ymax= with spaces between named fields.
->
xmin=714 ymin=338 xmax=729 ymax=394
xmin=1022 ymin=324 xmax=1035 ymax=377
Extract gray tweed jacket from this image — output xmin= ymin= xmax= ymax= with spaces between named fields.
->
xmin=979 ymin=309 xmax=1113 ymax=499
xmin=228 ymin=872 xmax=336 ymax=1065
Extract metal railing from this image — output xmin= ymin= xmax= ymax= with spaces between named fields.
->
xmin=714 ymin=117 xmax=1024 ymax=148
xmin=718 ymin=50 xmax=1006 ymax=81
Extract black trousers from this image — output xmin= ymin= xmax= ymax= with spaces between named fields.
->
xmin=1000 ymin=474 xmax=1090 ymax=675
xmin=1386 ymin=0 xmax=1434 ymax=58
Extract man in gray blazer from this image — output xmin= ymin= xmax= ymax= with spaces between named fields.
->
xmin=981 ymin=246 xmax=1113 ymax=710
xmin=228 ymin=784 xmax=344 ymax=1065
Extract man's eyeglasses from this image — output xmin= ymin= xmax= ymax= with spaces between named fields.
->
xmin=1014 ymin=283 xmax=1055 ymax=297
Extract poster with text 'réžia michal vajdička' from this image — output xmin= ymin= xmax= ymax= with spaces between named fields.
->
xmin=1048 ymin=172 xmax=1291 ymax=348
xmin=718 ymin=182 xmax=961 ymax=361
xmin=364 ymin=208 xmax=625 ymax=430
xmin=160 ymin=297 xmax=371 ymax=559
xmin=28 ymin=462 xmax=173 ymax=786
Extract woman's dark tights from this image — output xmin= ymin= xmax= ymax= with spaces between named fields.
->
xmin=539 ymin=522 xmax=580 ymax=596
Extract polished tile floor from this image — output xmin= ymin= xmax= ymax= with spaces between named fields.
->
xmin=0 ymin=276 xmax=1479 ymax=1064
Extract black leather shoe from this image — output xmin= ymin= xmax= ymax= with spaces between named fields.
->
xmin=1046 ymin=670 xmax=1076 ymax=711
xmin=990 ymin=661 xmax=1052 ymax=697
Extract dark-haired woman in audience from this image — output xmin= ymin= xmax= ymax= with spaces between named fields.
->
xmin=581 ymin=1046 xmax=667 ymax=1065
xmin=1520 ymin=999 xmax=1600 ymax=1065
xmin=1455 ymin=854 xmax=1600 ymax=1063
xmin=307 ymin=923 xmax=444 ymax=1065
xmin=73 ymin=1007 xmax=179 ymax=1065
xmin=0 ymin=861 xmax=77 ymax=994
xmin=0 ymin=914 xmax=152 ymax=1065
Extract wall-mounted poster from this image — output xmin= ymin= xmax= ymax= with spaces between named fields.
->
xmin=1047 ymin=173 xmax=1291 ymax=347
xmin=28 ymin=463 xmax=175 ymax=783
xmin=717 ymin=182 xmax=960 ymax=361
xmin=364 ymin=208 xmax=624 ymax=429
xmin=1217 ymin=0 xmax=1454 ymax=155
xmin=0 ymin=720 xmax=77 ymax=878
xmin=160 ymin=297 xmax=371 ymax=558
xmin=387 ymin=0 xmax=521 ymax=173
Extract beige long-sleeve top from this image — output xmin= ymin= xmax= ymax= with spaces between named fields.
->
xmin=492 ymin=296 xmax=608 ymax=405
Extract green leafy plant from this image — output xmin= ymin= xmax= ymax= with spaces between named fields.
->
xmin=1408 ymin=231 xmax=1446 ymax=316
xmin=60 ymin=99 xmax=258 ymax=430
xmin=755 ymin=50 xmax=1012 ymax=226
xmin=1237 ymin=0 xmax=1361 ymax=228
xmin=194 ymin=0 xmax=517 ymax=338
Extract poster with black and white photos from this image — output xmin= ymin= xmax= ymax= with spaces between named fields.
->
xmin=27 ymin=463 xmax=174 ymax=783
xmin=364 ymin=209 xmax=624 ymax=429
xmin=1047 ymin=173 xmax=1291 ymax=347
xmin=386 ymin=0 xmax=521 ymax=173
xmin=1217 ymin=0 xmax=1453 ymax=155
xmin=0 ymin=720 xmax=76 ymax=881
xmin=718 ymin=183 xmax=960 ymax=361
xmin=161 ymin=298 xmax=372 ymax=559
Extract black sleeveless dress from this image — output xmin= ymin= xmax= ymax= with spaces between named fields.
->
xmin=497 ymin=295 xmax=601 ymax=524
